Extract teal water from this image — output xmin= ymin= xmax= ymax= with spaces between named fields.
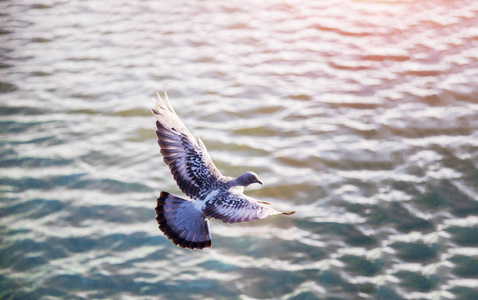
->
xmin=1 ymin=0 xmax=478 ymax=299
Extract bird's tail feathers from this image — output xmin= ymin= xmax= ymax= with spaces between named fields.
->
xmin=155 ymin=191 xmax=211 ymax=250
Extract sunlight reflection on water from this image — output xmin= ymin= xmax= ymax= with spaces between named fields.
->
xmin=1 ymin=0 xmax=478 ymax=299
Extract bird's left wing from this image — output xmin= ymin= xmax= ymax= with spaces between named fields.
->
xmin=152 ymin=93 xmax=224 ymax=199
xmin=203 ymin=193 xmax=295 ymax=224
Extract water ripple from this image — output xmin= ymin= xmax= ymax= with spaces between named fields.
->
xmin=1 ymin=0 xmax=478 ymax=299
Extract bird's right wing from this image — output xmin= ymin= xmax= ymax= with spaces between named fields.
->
xmin=152 ymin=93 xmax=223 ymax=199
xmin=203 ymin=193 xmax=295 ymax=224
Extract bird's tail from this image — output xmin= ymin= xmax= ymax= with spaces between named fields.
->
xmin=155 ymin=191 xmax=211 ymax=250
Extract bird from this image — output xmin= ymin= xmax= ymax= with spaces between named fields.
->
xmin=151 ymin=92 xmax=295 ymax=250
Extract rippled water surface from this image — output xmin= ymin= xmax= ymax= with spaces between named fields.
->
xmin=1 ymin=0 xmax=478 ymax=299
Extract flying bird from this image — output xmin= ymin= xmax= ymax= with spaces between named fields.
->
xmin=152 ymin=92 xmax=295 ymax=250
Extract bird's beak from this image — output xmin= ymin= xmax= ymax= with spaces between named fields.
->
xmin=257 ymin=180 xmax=263 ymax=185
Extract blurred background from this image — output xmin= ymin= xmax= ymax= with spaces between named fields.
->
xmin=1 ymin=0 xmax=478 ymax=299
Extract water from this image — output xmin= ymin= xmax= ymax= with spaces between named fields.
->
xmin=1 ymin=0 xmax=478 ymax=299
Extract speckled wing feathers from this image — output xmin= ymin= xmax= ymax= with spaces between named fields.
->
xmin=203 ymin=193 xmax=283 ymax=223
xmin=152 ymin=94 xmax=223 ymax=200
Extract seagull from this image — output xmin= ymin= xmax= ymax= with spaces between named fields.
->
xmin=152 ymin=92 xmax=295 ymax=250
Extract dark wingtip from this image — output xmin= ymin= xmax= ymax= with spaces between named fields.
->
xmin=282 ymin=211 xmax=296 ymax=215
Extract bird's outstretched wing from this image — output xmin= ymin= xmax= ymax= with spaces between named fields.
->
xmin=152 ymin=93 xmax=223 ymax=200
xmin=203 ymin=192 xmax=295 ymax=224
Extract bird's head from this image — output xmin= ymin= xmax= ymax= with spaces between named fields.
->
xmin=236 ymin=171 xmax=262 ymax=187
